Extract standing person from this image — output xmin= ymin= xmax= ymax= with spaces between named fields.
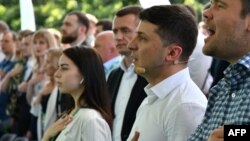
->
xmin=86 ymin=13 xmax=98 ymax=47
xmin=0 ymin=21 xmax=9 ymax=62
xmin=42 ymin=46 xmax=112 ymax=141
xmin=95 ymin=19 xmax=113 ymax=36
xmin=0 ymin=31 xmax=16 ymax=136
xmin=61 ymin=11 xmax=90 ymax=47
xmin=188 ymin=0 xmax=250 ymax=141
xmin=94 ymin=31 xmax=121 ymax=77
xmin=26 ymin=29 xmax=57 ymax=140
xmin=107 ymin=5 xmax=148 ymax=141
xmin=127 ymin=5 xmax=207 ymax=141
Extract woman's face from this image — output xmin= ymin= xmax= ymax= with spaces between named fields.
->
xmin=43 ymin=53 xmax=58 ymax=77
xmin=33 ymin=37 xmax=49 ymax=57
xmin=54 ymin=54 xmax=83 ymax=94
xmin=21 ymin=36 xmax=33 ymax=57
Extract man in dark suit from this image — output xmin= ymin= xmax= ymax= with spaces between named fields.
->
xmin=107 ymin=5 xmax=147 ymax=141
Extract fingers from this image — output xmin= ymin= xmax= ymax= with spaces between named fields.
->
xmin=208 ymin=126 xmax=224 ymax=141
xmin=58 ymin=114 xmax=73 ymax=129
xmin=131 ymin=131 xmax=140 ymax=141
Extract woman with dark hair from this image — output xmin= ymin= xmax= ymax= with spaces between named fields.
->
xmin=42 ymin=46 xmax=112 ymax=141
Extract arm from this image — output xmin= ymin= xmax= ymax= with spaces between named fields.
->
xmin=0 ymin=64 xmax=24 ymax=92
xmin=0 ymin=70 xmax=7 ymax=80
xmin=26 ymin=72 xmax=44 ymax=105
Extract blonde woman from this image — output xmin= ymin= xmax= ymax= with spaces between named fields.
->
xmin=25 ymin=29 xmax=58 ymax=140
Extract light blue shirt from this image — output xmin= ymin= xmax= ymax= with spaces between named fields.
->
xmin=104 ymin=55 xmax=122 ymax=78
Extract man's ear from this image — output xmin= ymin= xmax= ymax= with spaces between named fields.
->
xmin=79 ymin=26 xmax=87 ymax=34
xmin=246 ymin=14 xmax=250 ymax=32
xmin=164 ymin=44 xmax=183 ymax=62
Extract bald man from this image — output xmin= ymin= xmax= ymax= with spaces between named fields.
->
xmin=94 ymin=31 xmax=121 ymax=77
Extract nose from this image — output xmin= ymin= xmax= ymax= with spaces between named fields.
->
xmin=128 ymin=37 xmax=137 ymax=51
xmin=114 ymin=31 xmax=123 ymax=41
xmin=203 ymin=7 xmax=212 ymax=22
xmin=60 ymin=24 xmax=65 ymax=32
xmin=54 ymin=69 xmax=60 ymax=79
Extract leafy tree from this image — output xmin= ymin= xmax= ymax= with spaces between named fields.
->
xmin=0 ymin=0 xmax=208 ymax=31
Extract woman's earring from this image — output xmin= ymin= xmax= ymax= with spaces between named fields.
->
xmin=80 ymin=78 xmax=84 ymax=84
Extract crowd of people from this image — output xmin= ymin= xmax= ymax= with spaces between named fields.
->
xmin=0 ymin=0 xmax=250 ymax=141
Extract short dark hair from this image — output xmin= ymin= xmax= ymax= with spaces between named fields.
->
xmin=18 ymin=29 xmax=34 ymax=41
xmin=63 ymin=46 xmax=112 ymax=128
xmin=116 ymin=5 xmax=143 ymax=17
xmin=96 ymin=19 xmax=112 ymax=31
xmin=68 ymin=11 xmax=90 ymax=33
xmin=241 ymin=0 xmax=250 ymax=18
xmin=139 ymin=4 xmax=198 ymax=61
xmin=184 ymin=5 xmax=197 ymax=23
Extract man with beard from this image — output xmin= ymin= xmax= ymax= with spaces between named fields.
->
xmin=188 ymin=0 xmax=250 ymax=141
xmin=61 ymin=11 xmax=90 ymax=47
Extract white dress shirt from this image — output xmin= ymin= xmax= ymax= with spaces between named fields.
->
xmin=127 ymin=68 xmax=207 ymax=141
xmin=112 ymin=61 xmax=137 ymax=141
xmin=56 ymin=108 xmax=112 ymax=141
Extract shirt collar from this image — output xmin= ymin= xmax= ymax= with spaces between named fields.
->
xmin=224 ymin=52 xmax=250 ymax=78
xmin=104 ymin=55 xmax=122 ymax=71
xmin=119 ymin=57 xmax=136 ymax=78
xmin=144 ymin=68 xmax=190 ymax=103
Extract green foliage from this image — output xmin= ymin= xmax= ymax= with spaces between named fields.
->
xmin=0 ymin=0 xmax=209 ymax=31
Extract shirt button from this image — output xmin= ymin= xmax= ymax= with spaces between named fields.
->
xmin=232 ymin=93 xmax=236 ymax=98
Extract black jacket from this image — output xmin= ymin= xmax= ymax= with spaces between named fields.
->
xmin=107 ymin=67 xmax=148 ymax=141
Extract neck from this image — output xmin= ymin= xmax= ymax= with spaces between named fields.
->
xmin=123 ymin=56 xmax=133 ymax=69
xmin=71 ymin=35 xmax=86 ymax=47
xmin=5 ymin=53 xmax=13 ymax=59
xmin=71 ymin=86 xmax=85 ymax=109
xmin=147 ymin=64 xmax=187 ymax=86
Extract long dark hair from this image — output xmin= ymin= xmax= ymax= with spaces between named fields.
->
xmin=63 ymin=46 xmax=112 ymax=128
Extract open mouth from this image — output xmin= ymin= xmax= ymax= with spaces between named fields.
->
xmin=207 ymin=27 xmax=215 ymax=36
xmin=207 ymin=25 xmax=215 ymax=36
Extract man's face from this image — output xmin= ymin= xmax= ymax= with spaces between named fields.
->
xmin=95 ymin=25 xmax=103 ymax=36
xmin=61 ymin=15 xmax=81 ymax=44
xmin=95 ymin=33 xmax=115 ymax=63
xmin=113 ymin=14 xmax=138 ymax=56
xmin=1 ymin=32 xmax=15 ymax=56
xmin=203 ymin=0 xmax=248 ymax=63
xmin=129 ymin=21 xmax=168 ymax=77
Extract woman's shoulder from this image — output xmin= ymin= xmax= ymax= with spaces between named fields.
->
xmin=77 ymin=108 xmax=102 ymax=119
xmin=76 ymin=108 xmax=107 ymax=127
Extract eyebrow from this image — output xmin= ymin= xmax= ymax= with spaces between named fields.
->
xmin=212 ymin=0 xmax=226 ymax=5
xmin=137 ymin=31 xmax=145 ymax=36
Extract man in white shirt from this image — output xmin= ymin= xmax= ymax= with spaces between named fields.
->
xmin=127 ymin=5 xmax=207 ymax=141
xmin=107 ymin=5 xmax=148 ymax=141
